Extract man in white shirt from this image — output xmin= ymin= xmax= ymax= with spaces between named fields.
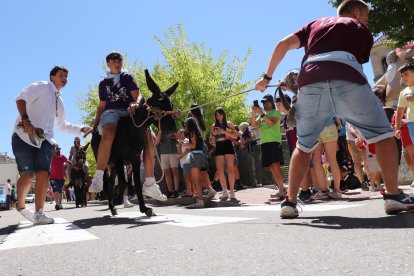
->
xmin=12 ymin=65 xmax=92 ymax=225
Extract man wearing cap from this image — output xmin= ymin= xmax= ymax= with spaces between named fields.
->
xmin=251 ymin=94 xmax=286 ymax=199
xmin=255 ymin=0 xmax=414 ymax=218
xmin=12 ymin=65 xmax=92 ymax=224
xmin=49 ymin=144 xmax=77 ymax=210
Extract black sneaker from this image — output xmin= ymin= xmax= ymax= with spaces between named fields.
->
xmin=55 ymin=204 xmax=60 ymax=210
xmin=280 ymin=197 xmax=299 ymax=219
xmin=298 ymin=189 xmax=312 ymax=202
xmin=383 ymin=189 xmax=414 ymax=214
xmin=170 ymin=191 xmax=179 ymax=198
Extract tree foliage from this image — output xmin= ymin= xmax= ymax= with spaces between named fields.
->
xmin=329 ymin=0 xmax=414 ymax=46
xmin=77 ymin=25 xmax=252 ymax=174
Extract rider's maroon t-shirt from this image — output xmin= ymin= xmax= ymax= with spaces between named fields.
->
xmin=98 ymin=72 xmax=139 ymax=111
xmin=293 ymin=16 xmax=373 ymax=88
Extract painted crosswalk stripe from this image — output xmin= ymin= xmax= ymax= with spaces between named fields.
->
xmin=111 ymin=212 xmax=258 ymax=228
xmin=196 ymin=204 xmax=366 ymax=212
xmin=0 ymin=218 xmax=99 ymax=251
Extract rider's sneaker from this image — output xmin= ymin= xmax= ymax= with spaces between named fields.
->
xmin=142 ymin=182 xmax=167 ymax=201
xmin=383 ymin=189 xmax=414 ymax=214
xmin=17 ymin=206 xmax=35 ymax=223
xmin=33 ymin=209 xmax=55 ymax=225
xmin=143 ymin=177 xmax=156 ymax=187
xmin=89 ymin=171 xmax=104 ymax=193
xmin=203 ymin=187 xmax=217 ymax=199
xmin=280 ymin=197 xmax=299 ymax=219
xmin=229 ymin=190 xmax=236 ymax=199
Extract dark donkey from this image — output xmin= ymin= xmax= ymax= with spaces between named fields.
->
xmin=91 ymin=69 xmax=178 ymax=216
xmin=70 ymin=143 xmax=90 ymax=208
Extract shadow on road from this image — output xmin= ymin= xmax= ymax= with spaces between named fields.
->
xmin=72 ymin=215 xmax=173 ymax=229
xmin=282 ymin=212 xmax=414 ymax=229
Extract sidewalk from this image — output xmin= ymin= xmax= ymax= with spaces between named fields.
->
xmin=144 ymin=185 xmax=414 ymax=208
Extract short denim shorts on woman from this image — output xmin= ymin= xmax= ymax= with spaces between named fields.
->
xmin=295 ymin=80 xmax=393 ymax=153
xmin=98 ymin=109 xmax=129 ymax=134
xmin=12 ymin=133 xmax=55 ymax=175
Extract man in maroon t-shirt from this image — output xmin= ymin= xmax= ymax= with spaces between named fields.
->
xmin=256 ymin=0 xmax=414 ymax=218
xmin=49 ymin=144 xmax=76 ymax=210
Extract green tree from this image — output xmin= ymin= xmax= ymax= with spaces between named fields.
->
xmin=77 ymin=25 xmax=252 ymax=175
xmin=329 ymin=0 xmax=414 ymax=46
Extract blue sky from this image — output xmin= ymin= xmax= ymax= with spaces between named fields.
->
xmin=1 ymin=0 xmax=376 ymax=158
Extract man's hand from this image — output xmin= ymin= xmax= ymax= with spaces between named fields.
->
xmin=255 ymin=79 xmax=270 ymax=92
xmin=252 ymin=106 xmax=264 ymax=115
xmin=21 ymin=120 xmax=35 ymax=135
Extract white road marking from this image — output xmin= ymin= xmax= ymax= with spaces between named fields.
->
xmin=196 ymin=204 xmax=367 ymax=212
xmin=111 ymin=212 xmax=258 ymax=228
xmin=0 ymin=218 xmax=98 ymax=251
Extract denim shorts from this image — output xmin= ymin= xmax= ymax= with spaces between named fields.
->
xmin=296 ymin=80 xmax=393 ymax=153
xmin=12 ymin=133 xmax=55 ymax=175
xmin=98 ymin=109 xmax=129 ymax=134
xmin=50 ymin=179 xmax=65 ymax=193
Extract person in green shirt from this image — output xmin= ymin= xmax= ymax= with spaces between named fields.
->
xmin=251 ymin=94 xmax=286 ymax=199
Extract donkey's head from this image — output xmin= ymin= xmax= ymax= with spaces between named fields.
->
xmin=144 ymin=69 xmax=178 ymax=133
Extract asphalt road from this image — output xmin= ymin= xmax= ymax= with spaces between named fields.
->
xmin=1 ymin=198 xmax=413 ymax=275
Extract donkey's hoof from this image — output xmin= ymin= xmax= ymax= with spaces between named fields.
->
xmin=110 ymin=208 xmax=118 ymax=216
xmin=144 ymin=208 xmax=155 ymax=217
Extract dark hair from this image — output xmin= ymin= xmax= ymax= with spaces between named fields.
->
xmin=106 ymin=51 xmax=123 ymax=62
xmin=214 ymin=107 xmax=228 ymax=128
xmin=50 ymin=65 xmax=68 ymax=77
xmin=188 ymin=104 xmax=206 ymax=131
xmin=398 ymin=63 xmax=414 ymax=74
xmin=184 ymin=117 xmax=201 ymax=139
xmin=276 ymin=95 xmax=292 ymax=105
xmin=338 ymin=0 xmax=369 ymax=16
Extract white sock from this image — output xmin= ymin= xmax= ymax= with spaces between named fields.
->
xmin=95 ymin=170 xmax=104 ymax=178
xmin=123 ymin=196 xmax=129 ymax=203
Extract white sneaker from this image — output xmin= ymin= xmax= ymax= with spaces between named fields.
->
xmin=410 ymin=180 xmax=414 ymax=188
xmin=123 ymin=200 xmax=134 ymax=208
xmin=142 ymin=183 xmax=167 ymax=201
xmin=89 ymin=172 xmax=104 ymax=193
xmin=229 ymin=191 xmax=236 ymax=199
xmin=187 ymin=199 xmax=205 ymax=209
xmin=219 ymin=190 xmax=229 ymax=200
xmin=203 ymin=187 xmax=217 ymax=199
xmin=33 ymin=209 xmax=54 ymax=225
xmin=17 ymin=206 xmax=34 ymax=223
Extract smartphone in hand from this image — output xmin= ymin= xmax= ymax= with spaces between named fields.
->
xmin=253 ymin=100 xmax=259 ymax=107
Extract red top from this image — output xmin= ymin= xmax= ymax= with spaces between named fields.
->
xmin=50 ymin=153 xmax=68 ymax=180
xmin=294 ymin=16 xmax=373 ymax=88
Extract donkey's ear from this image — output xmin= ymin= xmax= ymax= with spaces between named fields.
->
xmin=145 ymin=69 xmax=161 ymax=95
xmin=164 ymin=82 xmax=179 ymax=97
xmin=83 ymin=142 xmax=90 ymax=151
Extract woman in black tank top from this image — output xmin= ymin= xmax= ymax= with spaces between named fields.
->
xmin=211 ymin=107 xmax=239 ymax=200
